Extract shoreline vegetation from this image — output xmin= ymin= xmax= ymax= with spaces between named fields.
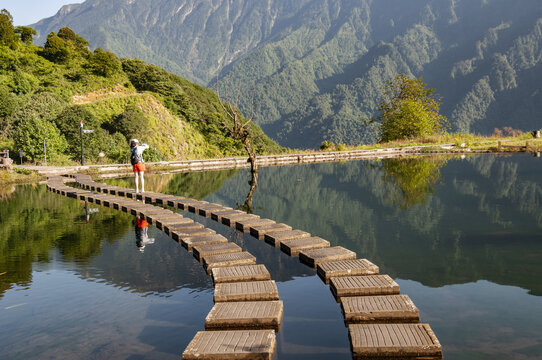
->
xmin=2 ymin=133 xmax=541 ymax=186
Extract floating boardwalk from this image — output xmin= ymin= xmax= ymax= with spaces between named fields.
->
xmin=51 ymin=173 xmax=442 ymax=359
xmin=46 ymin=175 xmax=283 ymax=360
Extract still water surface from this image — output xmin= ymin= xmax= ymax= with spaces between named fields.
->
xmin=1 ymin=154 xmax=541 ymax=359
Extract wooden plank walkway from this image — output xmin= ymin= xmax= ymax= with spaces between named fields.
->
xmin=48 ymin=175 xmax=284 ymax=360
xmin=204 ymin=252 xmax=257 ymax=274
xmin=341 ymin=295 xmax=419 ymax=324
xmin=299 ymin=246 xmax=357 ymax=268
xmin=214 ymin=281 xmax=279 ymax=302
xmin=280 ymin=236 xmax=330 ymax=256
xmin=59 ymin=174 xmax=442 ymax=359
xmin=330 ymin=275 xmax=400 ymax=299
xmin=349 ymin=324 xmax=442 ymax=359
xmin=212 ymin=265 xmax=271 ymax=284
xmin=182 ymin=330 xmax=276 ymax=360
xmin=317 ymin=259 xmax=379 ymax=284
xmin=182 ymin=234 xmax=229 ymax=251
xmin=264 ymin=229 xmax=311 ymax=247
xmin=193 ymin=242 xmax=242 ymax=262
xmin=205 ymin=301 xmax=283 ymax=330
xmin=249 ymin=223 xmax=291 ymax=240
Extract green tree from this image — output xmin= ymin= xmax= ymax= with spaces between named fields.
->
xmin=14 ymin=26 xmax=37 ymax=45
xmin=89 ymin=48 xmax=121 ymax=77
xmin=13 ymin=116 xmax=67 ymax=161
xmin=377 ymin=74 xmax=446 ymax=143
xmin=41 ymin=32 xmax=70 ymax=64
xmin=0 ymin=9 xmax=16 ymax=47
xmin=109 ymin=106 xmax=148 ymax=140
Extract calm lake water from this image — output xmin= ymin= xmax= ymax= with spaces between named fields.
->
xmin=1 ymin=154 xmax=541 ymax=359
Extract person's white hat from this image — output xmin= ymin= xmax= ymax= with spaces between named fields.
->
xmin=131 ymin=139 xmax=139 ymax=143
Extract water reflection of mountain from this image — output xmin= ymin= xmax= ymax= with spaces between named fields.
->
xmin=205 ymin=155 xmax=542 ymax=296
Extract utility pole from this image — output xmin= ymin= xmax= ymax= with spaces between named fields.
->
xmin=80 ymin=120 xmax=84 ymax=166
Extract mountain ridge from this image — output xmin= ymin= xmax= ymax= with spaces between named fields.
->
xmin=32 ymin=0 xmax=542 ymax=147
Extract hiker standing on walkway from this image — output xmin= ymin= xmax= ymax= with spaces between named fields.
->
xmin=130 ymin=139 xmax=149 ymax=193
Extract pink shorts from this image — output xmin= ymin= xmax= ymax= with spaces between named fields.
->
xmin=133 ymin=162 xmax=145 ymax=172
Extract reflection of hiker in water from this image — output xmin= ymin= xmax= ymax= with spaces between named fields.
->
xmin=135 ymin=218 xmax=155 ymax=252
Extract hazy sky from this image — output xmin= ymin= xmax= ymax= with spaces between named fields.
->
xmin=2 ymin=0 xmax=85 ymax=26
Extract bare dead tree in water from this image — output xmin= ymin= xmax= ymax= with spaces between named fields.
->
xmin=216 ymin=77 xmax=258 ymax=174
xmin=238 ymin=170 xmax=258 ymax=214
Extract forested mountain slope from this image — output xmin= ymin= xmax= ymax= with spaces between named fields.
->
xmin=33 ymin=0 xmax=542 ymax=148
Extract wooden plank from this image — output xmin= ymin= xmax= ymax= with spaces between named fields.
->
xmin=264 ymin=230 xmax=311 ymax=247
xmin=349 ymin=324 xmax=442 ymax=359
xmin=249 ymin=223 xmax=292 ymax=240
xmin=205 ymin=301 xmax=283 ymax=331
xmin=317 ymin=259 xmax=379 ymax=284
xmin=214 ymin=280 xmax=279 ymax=302
xmin=280 ymin=237 xmax=330 ymax=256
xmin=144 ymin=212 xmax=177 ymax=224
xmin=162 ymin=221 xmax=199 ymax=235
xmin=188 ymin=201 xmax=210 ymax=213
xmin=154 ymin=195 xmax=176 ymax=205
xmin=212 ymin=265 xmax=271 ymax=284
xmin=236 ymin=218 xmax=275 ymax=233
xmin=222 ymin=213 xmax=260 ymax=227
xmin=199 ymin=204 xmax=230 ymax=217
xmin=166 ymin=197 xmax=187 ymax=208
xmin=204 ymin=252 xmax=257 ymax=274
xmin=155 ymin=217 xmax=193 ymax=230
xmin=171 ymin=227 xmax=215 ymax=242
xmin=180 ymin=234 xmax=228 ymax=251
xmin=211 ymin=209 xmax=243 ymax=222
xmin=299 ymin=246 xmax=356 ymax=268
xmin=182 ymin=329 xmax=276 ymax=360
xmin=177 ymin=199 xmax=205 ymax=211
xmin=341 ymin=295 xmax=419 ymax=324
xmin=330 ymin=275 xmax=400 ymax=299
xmin=193 ymin=242 xmax=242 ymax=262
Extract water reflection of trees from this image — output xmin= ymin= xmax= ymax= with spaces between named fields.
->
xmin=0 ymin=185 xmax=132 ymax=298
xmin=381 ymin=157 xmax=446 ymax=209
xmin=205 ymin=155 xmax=542 ymax=295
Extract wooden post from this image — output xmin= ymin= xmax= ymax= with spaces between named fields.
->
xmin=498 ymin=141 xmax=501 ymax=151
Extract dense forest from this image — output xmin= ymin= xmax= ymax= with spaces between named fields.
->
xmin=33 ymin=0 xmax=542 ymax=147
xmin=0 ymin=11 xmax=281 ymax=164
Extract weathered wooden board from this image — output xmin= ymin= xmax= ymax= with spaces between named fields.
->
xmin=212 ymin=265 xmax=271 ymax=284
xmin=249 ymin=223 xmax=292 ymax=240
xmin=330 ymin=275 xmax=400 ymax=299
xmin=317 ymin=259 xmax=379 ymax=284
xmin=211 ymin=209 xmax=243 ymax=222
xmin=236 ymin=218 xmax=275 ymax=233
xmin=214 ymin=280 xmax=279 ymax=302
xmin=199 ymin=205 xmax=230 ymax=217
xmin=144 ymin=212 xmax=177 ymax=224
xmin=280 ymin=237 xmax=330 ymax=256
xmin=154 ymin=195 xmax=176 ymax=205
xmin=193 ymin=242 xmax=242 ymax=262
xmin=187 ymin=201 xmax=210 ymax=213
xmin=341 ymin=295 xmax=419 ymax=324
xmin=162 ymin=221 xmax=200 ymax=236
xmin=299 ymin=246 xmax=356 ymax=268
xmin=182 ymin=234 xmax=229 ymax=251
xmin=221 ymin=213 xmax=260 ymax=227
xmin=204 ymin=252 xmax=257 ymax=274
xmin=177 ymin=199 xmax=205 ymax=211
xmin=349 ymin=323 xmax=442 ymax=359
xmin=155 ymin=217 xmax=193 ymax=230
xmin=171 ymin=227 xmax=215 ymax=242
xmin=182 ymin=330 xmax=276 ymax=360
xmin=166 ymin=197 xmax=187 ymax=208
xmin=264 ymin=230 xmax=311 ymax=247
xmin=205 ymin=301 xmax=283 ymax=331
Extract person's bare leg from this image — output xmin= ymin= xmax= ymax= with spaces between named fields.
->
xmin=134 ymin=172 xmax=139 ymax=193
xmin=140 ymin=171 xmax=145 ymax=192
